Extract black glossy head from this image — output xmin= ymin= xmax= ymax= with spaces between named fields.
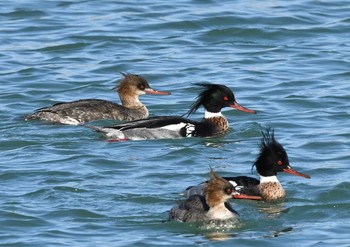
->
xmin=253 ymin=128 xmax=290 ymax=177
xmin=253 ymin=128 xmax=310 ymax=178
xmin=186 ymin=83 xmax=256 ymax=116
xmin=186 ymin=83 xmax=237 ymax=116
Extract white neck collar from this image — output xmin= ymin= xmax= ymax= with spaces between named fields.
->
xmin=204 ymin=110 xmax=223 ymax=119
xmin=259 ymin=175 xmax=280 ymax=184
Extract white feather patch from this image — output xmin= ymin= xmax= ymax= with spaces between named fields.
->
xmin=101 ymin=128 xmax=126 ymax=139
xmin=160 ymin=123 xmax=187 ymax=131
xmin=185 ymin=124 xmax=195 ymax=137
xmin=60 ymin=117 xmax=80 ymax=125
xmin=206 ymin=204 xmax=236 ymax=220
xmin=259 ymin=175 xmax=280 ymax=184
xmin=229 ymin=181 xmax=238 ymax=187
xmin=205 ymin=110 xmax=223 ymax=119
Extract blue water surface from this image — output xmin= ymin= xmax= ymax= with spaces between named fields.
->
xmin=1 ymin=1 xmax=350 ymax=246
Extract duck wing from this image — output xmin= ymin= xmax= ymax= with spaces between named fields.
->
xmin=104 ymin=116 xmax=195 ymax=130
xmin=223 ymin=176 xmax=260 ymax=197
xmin=169 ymin=195 xmax=209 ymax=222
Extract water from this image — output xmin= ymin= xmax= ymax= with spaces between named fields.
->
xmin=1 ymin=0 xmax=350 ymax=246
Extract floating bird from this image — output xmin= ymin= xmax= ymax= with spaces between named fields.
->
xmin=169 ymin=169 xmax=240 ymax=223
xmin=24 ymin=73 xmax=171 ymax=125
xmin=91 ymin=83 xmax=256 ymax=141
xmin=184 ymin=128 xmax=310 ymax=201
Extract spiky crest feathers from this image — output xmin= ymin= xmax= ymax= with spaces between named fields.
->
xmin=185 ymin=83 xmax=234 ymax=116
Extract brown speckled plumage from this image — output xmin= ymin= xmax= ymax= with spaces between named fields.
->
xmin=258 ymin=182 xmax=286 ymax=200
xmin=204 ymin=116 xmax=229 ymax=135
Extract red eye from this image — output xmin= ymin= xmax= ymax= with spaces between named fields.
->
xmin=138 ymin=83 xmax=145 ymax=90
xmin=225 ymin=187 xmax=233 ymax=194
xmin=277 ymin=160 xmax=282 ymax=165
xmin=223 ymin=96 xmax=228 ymax=101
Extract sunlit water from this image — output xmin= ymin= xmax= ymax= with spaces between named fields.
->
xmin=1 ymin=1 xmax=350 ymax=246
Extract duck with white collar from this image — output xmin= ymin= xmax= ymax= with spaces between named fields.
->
xmin=91 ymin=83 xmax=256 ymax=141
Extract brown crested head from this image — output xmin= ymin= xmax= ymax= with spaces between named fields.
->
xmin=205 ymin=168 xmax=234 ymax=207
xmin=115 ymin=73 xmax=171 ymax=100
xmin=115 ymin=73 xmax=151 ymax=96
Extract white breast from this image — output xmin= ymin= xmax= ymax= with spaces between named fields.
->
xmin=206 ymin=204 xmax=236 ymax=220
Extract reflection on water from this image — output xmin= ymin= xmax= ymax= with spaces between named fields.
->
xmin=198 ymin=218 xmax=242 ymax=231
xmin=203 ymin=138 xmax=241 ymax=148
xmin=1 ymin=0 xmax=349 ymax=245
xmin=204 ymin=141 xmax=226 ymax=148
xmin=264 ymin=226 xmax=293 ymax=239
xmin=205 ymin=232 xmax=236 ymax=241
xmin=197 ymin=218 xmax=242 ymax=241
xmin=256 ymin=200 xmax=288 ymax=218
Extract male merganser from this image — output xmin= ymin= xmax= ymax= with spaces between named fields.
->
xmin=24 ymin=73 xmax=171 ymax=125
xmin=91 ymin=83 xmax=256 ymax=140
xmin=183 ymin=128 xmax=311 ymax=201
xmin=169 ymin=169 xmax=239 ymax=223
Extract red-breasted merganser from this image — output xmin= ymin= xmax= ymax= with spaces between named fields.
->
xmin=184 ymin=128 xmax=311 ymax=201
xmin=169 ymin=170 xmax=240 ymax=223
xmin=24 ymin=73 xmax=171 ymax=125
xmin=91 ymin=83 xmax=256 ymax=140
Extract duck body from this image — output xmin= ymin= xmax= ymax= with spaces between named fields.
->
xmin=24 ymin=73 xmax=170 ymax=125
xmin=169 ymin=194 xmax=238 ymax=223
xmin=169 ymin=170 xmax=239 ymax=223
xmin=92 ymin=83 xmax=256 ymax=140
xmin=183 ymin=128 xmax=310 ymax=201
xmin=224 ymin=175 xmax=286 ymax=201
xmin=92 ymin=112 xmax=230 ymax=140
xmin=25 ymin=99 xmax=149 ymax=125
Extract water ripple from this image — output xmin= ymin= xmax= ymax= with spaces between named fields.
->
xmin=1 ymin=0 xmax=349 ymax=245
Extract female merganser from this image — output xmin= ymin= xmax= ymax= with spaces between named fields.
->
xmin=91 ymin=83 xmax=256 ymax=140
xmin=169 ymin=169 xmax=239 ymax=223
xmin=24 ymin=73 xmax=171 ymax=125
xmin=183 ymin=128 xmax=311 ymax=201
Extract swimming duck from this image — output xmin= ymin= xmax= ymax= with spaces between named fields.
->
xmin=24 ymin=73 xmax=171 ymax=125
xmin=91 ymin=83 xmax=256 ymax=140
xmin=184 ymin=128 xmax=311 ymax=201
xmin=169 ymin=169 xmax=239 ymax=223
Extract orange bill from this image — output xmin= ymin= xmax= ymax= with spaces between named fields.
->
xmin=283 ymin=167 xmax=311 ymax=179
xmin=145 ymin=88 xmax=171 ymax=95
xmin=229 ymin=101 xmax=256 ymax=114
xmin=232 ymin=194 xmax=262 ymax=200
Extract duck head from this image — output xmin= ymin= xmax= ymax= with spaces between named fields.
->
xmin=186 ymin=83 xmax=256 ymax=116
xmin=253 ymin=128 xmax=310 ymax=179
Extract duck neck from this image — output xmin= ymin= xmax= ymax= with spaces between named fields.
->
xmin=207 ymin=199 xmax=235 ymax=220
xmin=205 ymin=190 xmax=223 ymax=209
xmin=259 ymin=175 xmax=280 ymax=184
xmin=203 ymin=110 xmax=229 ymax=134
xmin=119 ymin=92 xmax=144 ymax=109
xmin=204 ymin=110 xmax=223 ymax=119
